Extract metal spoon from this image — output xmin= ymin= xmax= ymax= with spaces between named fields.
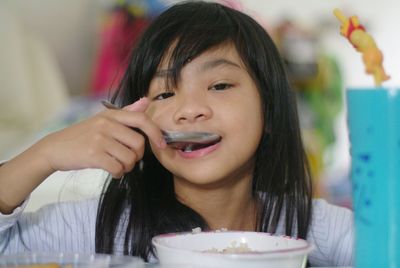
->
xmin=101 ymin=100 xmax=221 ymax=148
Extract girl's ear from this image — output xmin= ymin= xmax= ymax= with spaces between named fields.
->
xmin=123 ymin=98 xmax=150 ymax=112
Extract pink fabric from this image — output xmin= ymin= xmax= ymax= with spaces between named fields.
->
xmin=91 ymin=10 xmax=149 ymax=96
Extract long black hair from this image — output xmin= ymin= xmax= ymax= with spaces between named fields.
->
xmin=95 ymin=1 xmax=313 ymax=261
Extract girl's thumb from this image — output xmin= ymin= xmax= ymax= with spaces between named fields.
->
xmin=123 ymin=97 xmax=149 ymax=112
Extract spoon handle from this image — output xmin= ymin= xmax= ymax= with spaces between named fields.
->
xmin=101 ymin=100 xmax=120 ymax=110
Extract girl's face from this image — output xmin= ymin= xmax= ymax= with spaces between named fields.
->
xmin=146 ymin=43 xmax=264 ymax=188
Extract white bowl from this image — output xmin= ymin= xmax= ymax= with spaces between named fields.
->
xmin=0 ymin=253 xmax=144 ymax=268
xmin=152 ymin=231 xmax=313 ymax=268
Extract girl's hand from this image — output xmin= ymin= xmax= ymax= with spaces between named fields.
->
xmin=37 ymin=98 xmax=165 ymax=178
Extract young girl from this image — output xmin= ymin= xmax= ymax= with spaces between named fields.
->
xmin=0 ymin=1 xmax=353 ymax=266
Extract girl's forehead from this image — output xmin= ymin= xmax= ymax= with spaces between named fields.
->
xmin=157 ymin=42 xmax=245 ymax=70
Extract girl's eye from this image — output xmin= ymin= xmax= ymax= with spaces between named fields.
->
xmin=153 ymin=91 xmax=175 ymax=101
xmin=209 ymin=83 xmax=233 ymax=91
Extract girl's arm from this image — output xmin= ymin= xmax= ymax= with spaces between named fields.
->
xmin=0 ymin=142 xmax=56 ymax=214
xmin=0 ymin=98 xmax=165 ymax=214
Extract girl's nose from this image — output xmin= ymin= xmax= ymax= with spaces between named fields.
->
xmin=173 ymin=95 xmax=213 ymax=124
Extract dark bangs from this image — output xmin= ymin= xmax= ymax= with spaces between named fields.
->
xmin=112 ymin=1 xmax=273 ymax=105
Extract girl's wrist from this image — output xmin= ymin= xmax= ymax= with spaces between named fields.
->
xmin=31 ymin=137 xmax=58 ymax=177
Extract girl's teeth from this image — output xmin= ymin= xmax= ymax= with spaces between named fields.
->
xmin=184 ymin=144 xmax=194 ymax=152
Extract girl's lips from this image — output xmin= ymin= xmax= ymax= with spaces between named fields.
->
xmin=176 ymin=141 xmax=221 ymax=159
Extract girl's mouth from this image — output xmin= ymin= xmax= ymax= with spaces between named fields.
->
xmin=172 ymin=136 xmax=222 ymax=152
xmin=163 ymin=131 xmax=222 ymax=158
xmin=175 ymin=137 xmax=222 ymax=159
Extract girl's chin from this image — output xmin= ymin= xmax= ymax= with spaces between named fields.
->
xmin=172 ymin=169 xmax=240 ymax=188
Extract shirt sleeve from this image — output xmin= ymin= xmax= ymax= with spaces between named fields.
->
xmin=0 ymin=198 xmax=98 ymax=255
xmin=307 ymin=199 xmax=354 ymax=267
xmin=0 ymin=198 xmax=30 ymax=233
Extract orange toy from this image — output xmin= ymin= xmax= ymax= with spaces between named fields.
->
xmin=333 ymin=8 xmax=390 ymax=86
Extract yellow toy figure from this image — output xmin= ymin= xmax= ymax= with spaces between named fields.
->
xmin=333 ymin=8 xmax=390 ymax=86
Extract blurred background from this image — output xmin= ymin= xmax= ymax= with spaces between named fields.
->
xmin=1 ymin=0 xmax=399 ymax=211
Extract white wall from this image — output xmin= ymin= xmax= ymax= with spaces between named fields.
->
xmin=1 ymin=0 xmax=105 ymax=95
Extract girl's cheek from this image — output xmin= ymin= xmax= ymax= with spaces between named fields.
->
xmin=145 ymin=103 xmax=157 ymax=118
xmin=146 ymin=103 xmax=167 ymax=127
xmin=147 ymin=103 xmax=173 ymax=126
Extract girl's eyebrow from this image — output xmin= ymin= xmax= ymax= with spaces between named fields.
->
xmin=200 ymin=58 xmax=242 ymax=72
xmin=154 ymin=58 xmax=241 ymax=78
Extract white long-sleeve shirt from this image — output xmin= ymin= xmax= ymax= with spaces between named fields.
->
xmin=0 ymin=197 xmax=354 ymax=267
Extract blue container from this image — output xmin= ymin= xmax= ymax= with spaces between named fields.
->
xmin=347 ymin=88 xmax=400 ymax=268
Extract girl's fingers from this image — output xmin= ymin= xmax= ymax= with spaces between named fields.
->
xmin=101 ymin=137 xmax=139 ymax=173
xmin=121 ymin=97 xmax=166 ymax=148
xmin=102 ymin=98 xmax=165 ymax=148
xmin=42 ymin=97 xmax=160 ymax=175
xmin=96 ymin=119 xmax=146 ymax=159
xmin=122 ymin=97 xmax=150 ymax=112
xmin=95 ymin=153 xmax=125 ymax=178
xmin=47 ymin=97 xmax=164 ymax=175
xmin=103 ymin=109 xmax=166 ymax=149
xmin=89 ymin=117 xmax=145 ymax=158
